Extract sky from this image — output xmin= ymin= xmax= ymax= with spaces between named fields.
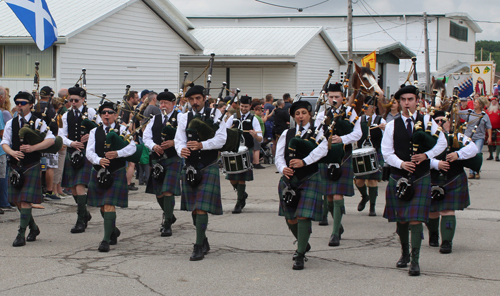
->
xmin=170 ymin=0 xmax=500 ymax=41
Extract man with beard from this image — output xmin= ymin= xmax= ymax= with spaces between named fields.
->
xmin=486 ymin=97 xmax=500 ymax=161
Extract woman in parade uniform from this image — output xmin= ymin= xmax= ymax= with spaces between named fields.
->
xmin=276 ymin=100 xmax=328 ymax=270
xmin=143 ymin=91 xmax=182 ymax=237
xmin=174 ymin=85 xmax=227 ymax=261
xmin=1 ymin=92 xmax=55 ymax=246
xmin=381 ymin=85 xmax=446 ymax=276
xmin=86 ymin=102 xmax=136 ymax=252
xmin=427 ymin=111 xmax=478 ymax=253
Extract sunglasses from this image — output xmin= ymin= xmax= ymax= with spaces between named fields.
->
xmin=435 ymin=119 xmax=446 ymax=124
xmin=15 ymin=100 xmax=29 ymax=106
xmin=101 ymin=110 xmax=116 ymax=115
xmin=69 ymin=99 xmax=80 ymax=103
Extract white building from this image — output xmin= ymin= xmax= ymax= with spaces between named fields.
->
xmin=0 ymin=0 xmax=202 ymax=106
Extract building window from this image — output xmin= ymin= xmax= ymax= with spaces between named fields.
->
xmin=1 ymin=45 xmax=54 ymax=78
xmin=449 ymin=21 xmax=468 ymax=42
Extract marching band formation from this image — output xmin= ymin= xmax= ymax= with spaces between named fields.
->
xmin=1 ymin=56 xmax=484 ymax=275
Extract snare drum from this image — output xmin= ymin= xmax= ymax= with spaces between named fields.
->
xmin=221 ymin=146 xmax=252 ymax=174
xmin=352 ymin=147 xmax=380 ymax=176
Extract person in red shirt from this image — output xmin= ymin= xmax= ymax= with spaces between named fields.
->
xmin=486 ymin=97 xmax=500 ymax=161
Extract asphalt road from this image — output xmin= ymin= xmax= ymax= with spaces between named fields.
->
xmin=1 ymin=156 xmax=499 ymax=295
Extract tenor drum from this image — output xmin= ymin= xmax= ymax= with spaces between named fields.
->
xmin=352 ymin=147 xmax=380 ymax=176
xmin=221 ymin=146 xmax=252 ymax=174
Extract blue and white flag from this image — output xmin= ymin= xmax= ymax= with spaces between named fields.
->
xmin=5 ymin=0 xmax=58 ymax=51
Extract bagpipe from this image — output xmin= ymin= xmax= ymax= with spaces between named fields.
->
xmin=151 ymin=109 xmax=178 ymax=181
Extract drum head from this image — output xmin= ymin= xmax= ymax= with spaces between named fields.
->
xmin=353 ymin=147 xmax=376 ymax=156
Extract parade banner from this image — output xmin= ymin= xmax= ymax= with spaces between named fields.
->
xmin=361 ymin=51 xmax=376 ymax=72
xmin=470 ymin=62 xmax=496 ymax=96
xmin=448 ymin=74 xmax=473 ymax=98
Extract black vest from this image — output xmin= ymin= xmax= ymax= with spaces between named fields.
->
xmin=285 ymin=128 xmax=318 ymax=181
xmin=93 ymin=125 xmax=126 ymax=172
xmin=67 ymin=106 xmax=88 ymax=142
xmin=327 ymin=110 xmax=353 ymax=159
xmin=186 ymin=108 xmax=219 ymax=168
xmin=33 ymin=101 xmax=58 ymax=135
xmin=150 ymin=113 xmax=177 ymax=159
xmin=430 ymin=133 xmax=464 ymax=180
xmin=11 ymin=115 xmax=41 ymax=166
xmin=360 ymin=115 xmax=383 ymax=149
xmin=391 ymin=113 xmax=430 ymax=178
xmin=232 ymin=113 xmax=254 ymax=149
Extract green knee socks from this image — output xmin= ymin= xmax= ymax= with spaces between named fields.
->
xmin=18 ymin=208 xmax=33 ymax=237
xmin=195 ymin=214 xmax=208 ymax=245
xmin=237 ymin=184 xmax=246 ymax=202
xmin=156 ymin=196 xmax=165 ymax=211
xmin=356 ymin=184 xmax=368 ymax=199
xmin=397 ymin=222 xmax=409 ymax=245
xmin=103 ymin=212 xmax=116 ymax=243
xmin=332 ymin=199 xmax=344 ymax=235
xmin=297 ymin=219 xmax=312 ymax=254
xmin=76 ymin=195 xmax=88 ymax=223
xmin=368 ymin=186 xmax=377 ymax=205
xmin=427 ymin=217 xmax=440 ymax=235
xmin=286 ymin=220 xmax=298 ymax=239
xmin=410 ymin=224 xmax=423 ymax=264
xmin=440 ymin=215 xmax=456 ymax=243
xmin=164 ymin=195 xmax=175 ymax=224
xmin=322 ymin=195 xmax=328 ymax=217
xmin=327 ymin=200 xmax=334 ymax=218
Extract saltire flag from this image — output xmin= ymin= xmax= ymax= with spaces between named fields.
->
xmin=458 ymin=76 xmax=473 ymax=98
xmin=5 ymin=0 xmax=58 ymax=51
xmin=361 ymin=51 xmax=376 ymax=72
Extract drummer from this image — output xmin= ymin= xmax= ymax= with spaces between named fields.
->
xmin=225 ymin=95 xmax=262 ymax=214
xmin=355 ymin=104 xmax=386 ymax=216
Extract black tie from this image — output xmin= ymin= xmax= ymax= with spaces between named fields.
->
xmin=20 ymin=117 xmax=26 ymax=127
xmin=105 ymin=126 xmax=110 ymax=134
xmin=163 ymin=115 xmax=168 ymax=126
xmin=75 ymin=109 xmax=80 ymax=117
xmin=406 ymin=118 xmax=413 ymax=137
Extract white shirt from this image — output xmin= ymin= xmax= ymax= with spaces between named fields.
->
xmin=226 ymin=111 xmax=263 ymax=143
xmin=275 ymin=122 xmax=328 ymax=175
xmin=314 ymin=107 xmax=362 ymax=145
xmin=430 ymin=133 xmax=478 ymax=170
xmin=60 ymin=106 xmax=100 ymax=147
xmin=143 ymin=110 xmax=175 ymax=151
xmin=86 ymin=123 xmax=136 ymax=165
xmin=1 ymin=113 xmax=55 ymax=147
xmin=174 ymin=108 xmax=227 ymax=157
xmin=381 ymin=113 xmax=447 ymax=169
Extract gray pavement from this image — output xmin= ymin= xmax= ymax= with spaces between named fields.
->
xmin=1 ymin=157 xmax=500 ymax=295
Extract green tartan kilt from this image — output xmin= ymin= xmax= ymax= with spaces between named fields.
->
xmin=383 ymin=173 xmax=432 ymax=223
xmin=355 ymin=149 xmax=384 ymax=181
xmin=8 ymin=162 xmax=43 ymax=204
xmin=145 ymin=156 xmax=182 ymax=196
xmin=319 ymin=155 xmax=355 ymax=196
xmin=181 ymin=162 xmax=223 ymax=215
xmin=61 ymin=148 xmax=92 ymax=188
xmin=278 ymin=173 xmax=323 ymax=221
xmin=430 ymin=171 xmax=470 ymax=212
xmin=87 ymin=167 xmax=128 ymax=208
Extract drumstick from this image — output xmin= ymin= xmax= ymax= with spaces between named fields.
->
xmin=242 ymin=130 xmax=263 ymax=133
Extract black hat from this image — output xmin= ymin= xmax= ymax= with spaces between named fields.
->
xmin=14 ymin=91 xmax=34 ymax=104
xmin=68 ymin=84 xmax=86 ymax=98
xmin=223 ymin=95 xmax=232 ymax=103
xmin=140 ymin=89 xmax=150 ymax=98
xmin=40 ymin=86 xmax=54 ymax=97
xmin=290 ymin=100 xmax=312 ymax=116
xmin=240 ymin=95 xmax=252 ymax=105
xmin=157 ymin=91 xmax=176 ymax=102
xmin=394 ymin=85 xmax=419 ymax=100
xmin=432 ymin=111 xmax=446 ymax=119
xmin=185 ymin=85 xmax=205 ymax=98
xmin=328 ymin=83 xmax=343 ymax=93
xmin=98 ymin=101 xmax=118 ymax=114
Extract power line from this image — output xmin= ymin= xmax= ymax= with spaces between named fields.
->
xmin=254 ymin=0 xmax=330 ymax=12
xmin=356 ymin=0 xmax=398 ymax=42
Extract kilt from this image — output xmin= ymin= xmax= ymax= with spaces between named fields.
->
xmin=430 ymin=171 xmax=470 ymax=212
xmin=87 ymin=167 xmax=128 ymax=208
xmin=490 ymin=130 xmax=500 ymax=146
xmin=225 ymin=148 xmax=254 ymax=181
xmin=61 ymin=148 xmax=92 ymax=188
xmin=383 ymin=173 xmax=432 ymax=223
xmin=355 ymin=149 xmax=384 ymax=181
xmin=319 ymin=155 xmax=355 ymax=196
xmin=145 ymin=156 xmax=182 ymax=196
xmin=8 ymin=162 xmax=43 ymax=204
xmin=181 ymin=162 xmax=223 ymax=215
xmin=278 ymin=173 xmax=323 ymax=221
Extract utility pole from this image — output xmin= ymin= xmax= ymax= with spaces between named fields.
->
xmin=480 ymin=48 xmax=483 ymax=61
xmin=347 ymin=0 xmax=353 ymax=61
xmin=423 ymin=12 xmax=430 ymax=98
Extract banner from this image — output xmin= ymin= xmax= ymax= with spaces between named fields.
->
xmin=448 ymin=74 xmax=473 ymax=98
xmin=470 ymin=62 xmax=496 ymax=96
xmin=361 ymin=51 xmax=376 ymax=72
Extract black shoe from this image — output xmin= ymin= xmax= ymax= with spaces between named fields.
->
xmin=171 ymin=214 xmax=177 ymax=225
xmin=161 ymin=224 xmax=172 ymax=237
xmin=292 ymin=252 xmax=306 ymax=270
xmin=408 ymin=262 xmax=420 ymax=276
xmin=0 ymin=208 xmax=4 ymax=215
xmin=26 ymin=228 xmax=40 ymax=242
xmin=369 ymin=204 xmax=376 ymax=216
xmin=429 ymin=232 xmax=439 ymax=247
xmin=357 ymin=196 xmax=369 ymax=212
xmin=138 ymin=182 xmax=145 ymax=186
xmin=189 ymin=244 xmax=204 ymax=261
xmin=98 ymin=240 xmax=110 ymax=252
xmin=339 ymin=224 xmax=344 ymax=240
xmin=439 ymin=240 xmax=452 ymax=254
xmin=496 ymin=157 xmax=500 ymax=162
xmin=328 ymin=234 xmax=340 ymax=247
xmin=202 ymin=237 xmax=210 ymax=254
xmin=84 ymin=212 xmax=92 ymax=228
xmin=396 ymin=243 xmax=410 ymax=268
xmin=241 ymin=192 xmax=248 ymax=208
xmin=293 ymin=243 xmax=311 ymax=260
xmin=128 ymin=184 xmax=138 ymax=191
xmin=253 ymin=164 xmax=265 ymax=169
xmin=12 ymin=236 xmax=26 ymax=247
xmin=110 ymin=227 xmax=121 ymax=245
xmin=71 ymin=221 xmax=86 ymax=233
xmin=232 ymin=203 xmax=242 ymax=214
xmin=487 ymin=155 xmax=493 ymax=160
xmin=318 ymin=215 xmax=328 ymax=226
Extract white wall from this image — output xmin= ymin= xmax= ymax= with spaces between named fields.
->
xmin=59 ymin=1 xmax=195 ymax=108
xmin=436 ymin=17 xmax=476 ymax=70
xmin=0 ymin=79 xmax=56 ymax=96
xmin=384 ymin=63 xmax=400 ymax=96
